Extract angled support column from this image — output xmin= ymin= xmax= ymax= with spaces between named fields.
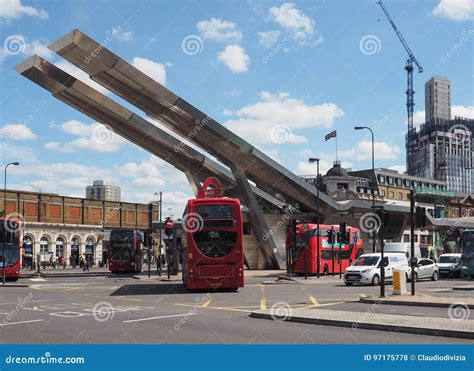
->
xmin=184 ymin=171 xmax=201 ymax=197
xmin=230 ymin=165 xmax=282 ymax=270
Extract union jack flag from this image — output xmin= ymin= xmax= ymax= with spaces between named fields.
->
xmin=325 ymin=130 xmax=337 ymax=141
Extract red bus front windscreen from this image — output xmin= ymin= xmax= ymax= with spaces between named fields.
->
xmin=193 ymin=230 xmax=237 ymax=258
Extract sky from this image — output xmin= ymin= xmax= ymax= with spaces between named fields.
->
xmin=0 ymin=0 xmax=473 ymax=216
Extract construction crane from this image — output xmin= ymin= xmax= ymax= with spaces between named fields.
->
xmin=377 ymin=0 xmax=423 ymax=133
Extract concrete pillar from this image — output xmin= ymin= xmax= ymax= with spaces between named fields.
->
xmin=230 ymin=164 xmax=282 ymax=269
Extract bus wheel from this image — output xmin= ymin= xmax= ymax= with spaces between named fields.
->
xmin=323 ymin=265 xmax=329 ymax=275
xmin=371 ymin=274 xmax=380 ymax=286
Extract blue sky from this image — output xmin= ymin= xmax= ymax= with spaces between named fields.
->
xmin=0 ymin=0 xmax=473 ymax=215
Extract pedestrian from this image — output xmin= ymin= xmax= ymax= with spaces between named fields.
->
xmin=83 ymin=255 xmax=89 ymax=272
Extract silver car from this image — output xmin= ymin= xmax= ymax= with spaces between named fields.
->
xmin=409 ymin=258 xmax=439 ymax=281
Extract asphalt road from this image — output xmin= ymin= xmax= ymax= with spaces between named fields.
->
xmin=0 ymin=274 xmax=471 ymax=344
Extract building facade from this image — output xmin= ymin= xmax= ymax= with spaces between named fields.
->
xmin=86 ymin=180 xmax=121 ymax=202
xmin=1 ymin=189 xmax=158 ymax=266
xmin=425 ymin=76 xmax=451 ymax=122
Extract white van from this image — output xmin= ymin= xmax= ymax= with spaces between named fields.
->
xmin=384 ymin=242 xmax=422 ymax=260
xmin=344 ymin=253 xmax=408 ymax=286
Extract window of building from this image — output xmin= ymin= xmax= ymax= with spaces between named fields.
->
xmin=389 ymin=191 xmax=394 ymax=199
xmin=380 ymin=190 xmax=385 ymax=197
xmin=379 ymin=175 xmax=385 ymax=184
xmin=396 ymin=178 xmax=402 ymax=187
xmin=398 ymin=192 xmax=403 ymax=200
xmin=388 ymin=177 xmax=394 ymax=185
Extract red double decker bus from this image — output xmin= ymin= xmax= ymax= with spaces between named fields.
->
xmin=182 ymin=179 xmax=244 ymax=290
xmin=0 ymin=218 xmax=22 ymax=281
xmin=287 ymin=223 xmax=364 ymax=275
xmin=107 ymin=229 xmax=143 ymax=273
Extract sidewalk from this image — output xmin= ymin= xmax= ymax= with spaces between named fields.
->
xmin=250 ymin=308 xmax=474 ymax=339
xmin=20 ymin=266 xmax=111 ymax=278
xmin=360 ymin=294 xmax=474 ymax=308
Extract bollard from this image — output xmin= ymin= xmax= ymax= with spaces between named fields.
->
xmin=392 ymin=267 xmax=407 ymax=295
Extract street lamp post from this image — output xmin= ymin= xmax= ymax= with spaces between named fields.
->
xmin=354 ymin=126 xmax=376 ymax=253
xmin=3 ymin=162 xmax=20 ymax=285
xmin=309 ymin=158 xmax=320 ymax=278
xmin=154 ymin=192 xmax=163 ymax=277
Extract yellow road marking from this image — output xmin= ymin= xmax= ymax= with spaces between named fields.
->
xmin=201 ymin=298 xmax=212 ymax=307
xmin=260 ymin=298 xmax=267 ymax=310
xmin=114 ymin=296 xmax=143 ymax=302
xmin=300 ymin=301 xmax=345 ymax=309
xmin=173 ymin=303 xmax=251 ymax=313
xmin=309 ymin=295 xmax=319 ymax=306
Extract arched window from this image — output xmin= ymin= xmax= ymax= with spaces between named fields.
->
xmin=55 ymin=236 xmax=65 ymax=257
xmin=40 ymin=236 xmax=49 ymax=254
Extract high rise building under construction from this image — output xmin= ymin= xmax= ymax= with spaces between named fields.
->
xmin=406 ymin=77 xmax=473 ymax=194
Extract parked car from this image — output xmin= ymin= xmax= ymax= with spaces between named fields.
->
xmin=344 ymin=253 xmax=408 ymax=286
xmin=384 ymin=242 xmax=422 ymax=259
xmin=438 ymin=253 xmax=461 ymax=278
xmin=408 ymin=258 xmax=439 ymax=281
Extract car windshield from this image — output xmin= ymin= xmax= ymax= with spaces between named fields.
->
xmin=439 ymin=256 xmax=459 ymax=264
xmin=353 ymin=256 xmax=379 ymax=266
xmin=0 ymin=245 xmax=20 ymax=267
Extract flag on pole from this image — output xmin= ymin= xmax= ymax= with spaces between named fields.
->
xmin=325 ymin=130 xmax=337 ymax=141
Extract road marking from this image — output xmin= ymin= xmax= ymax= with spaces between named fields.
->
xmin=300 ymin=301 xmax=346 ymax=309
xmin=174 ymin=303 xmax=252 ymax=313
xmin=123 ymin=313 xmax=195 ymax=323
xmin=0 ymin=299 xmax=52 ymax=306
xmin=113 ymin=296 xmax=143 ymax=302
xmin=0 ymin=319 xmax=43 ymax=326
xmin=201 ymin=298 xmax=212 ymax=307
xmin=260 ymin=298 xmax=267 ymax=310
xmin=309 ymin=296 xmax=320 ymax=306
xmin=30 ymin=278 xmax=46 ymax=282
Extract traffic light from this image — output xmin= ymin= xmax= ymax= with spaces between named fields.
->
xmin=327 ymin=230 xmax=334 ymax=244
xmin=415 ymin=207 xmax=426 ymax=228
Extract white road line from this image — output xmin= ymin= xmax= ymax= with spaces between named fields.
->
xmin=123 ymin=313 xmax=196 ymax=323
xmin=0 ymin=319 xmax=44 ymax=326
xmin=30 ymin=278 xmax=46 ymax=282
xmin=0 ymin=299 xmax=52 ymax=306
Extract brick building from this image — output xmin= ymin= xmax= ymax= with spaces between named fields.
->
xmin=1 ymin=189 xmax=158 ymax=266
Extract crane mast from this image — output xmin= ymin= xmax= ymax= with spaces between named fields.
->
xmin=377 ymin=0 xmax=423 ymax=132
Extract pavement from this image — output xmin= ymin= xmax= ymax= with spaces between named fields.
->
xmin=250 ymin=307 xmax=474 ymax=339
xmin=0 ymin=274 xmax=472 ymax=343
xmin=360 ymin=294 xmax=474 ymax=308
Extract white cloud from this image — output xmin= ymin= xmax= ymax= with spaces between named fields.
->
xmin=267 ymin=2 xmax=323 ymax=45
xmin=294 ymin=158 xmax=353 ymax=175
xmin=45 ymin=120 xmax=127 ymax=153
xmin=132 ymin=57 xmax=166 ymax=85
xmin=258 ymin=30 xmax=281 ymax=48
xmin=431 ymin=0 xmax=474 ymax=21
xmin=412 ymin=110 xmax=426 ymax=127
xmin=388 ymin=165 xmax=406 ymax=174
xmin=1 ymin=35 xmax=54 ymax=62
xmin=0 ymin=123 xmax=36 ymax=140
xmin=339 ymin=140 xmax=401 ymax=161
xmin=224 ymin=91 xmax=343 ymax=145
xmin=55 ymin=60 xmax=109 ymax=95
xmin=217 ymin=45 xmax=250 ymax=73
xmin=453 ymin=105 xmax=474 ymax=118
xmin=0 ymin=0 xmax=48 ymax=20
xmin=197 ymin=18 xmax=242 ymax=42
